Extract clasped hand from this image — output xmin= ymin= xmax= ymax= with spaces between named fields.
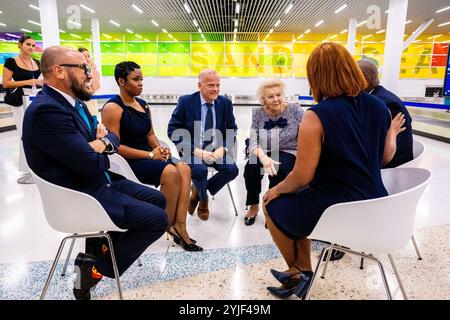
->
xmin=260 ymin=155 xmax=281 ymax=176
xmin=153 ymin=146 xmax=171 ymax=162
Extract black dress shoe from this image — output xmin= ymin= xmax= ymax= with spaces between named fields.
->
xmin=73 ymin=253 xmax=102 ymax=300
xmin=270 ymin=266 xmax=301 ymax=286
xmin=169 ymin=227 xmax=203 ymax=252
xmin=244 ymin=216 xmax=256 ymax=226
xmin=322 ymin=249 xmax=346 ymax=261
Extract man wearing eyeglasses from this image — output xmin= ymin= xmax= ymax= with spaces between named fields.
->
xmin=22 ymin=46 xmax=168 ymax=300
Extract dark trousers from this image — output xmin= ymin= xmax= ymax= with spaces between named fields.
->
xmin=244 ymin=151 xmax=296 ymax=206
xmin=189 ymin=161 xmax=239 ymax=202
xmin=86 ymin=179 xmax=168 ymax=278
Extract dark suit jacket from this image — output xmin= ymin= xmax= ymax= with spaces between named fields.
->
xmin=167 ymin=91 xmax=237 ymax=157
xmin=372 ymin=85 xmax=413 ymax=168
xmin=22 ymin=85 xmax=129 ymax=225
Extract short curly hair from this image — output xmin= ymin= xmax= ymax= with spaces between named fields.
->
xmin=256 ymin=79 xmax=286 ymax=105
xmin=114 ymin=61 xmax=141 ymax=85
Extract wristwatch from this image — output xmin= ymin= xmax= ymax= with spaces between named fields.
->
xmin=99 ymin=137 xmax=110 ymax=149
xmin=148 ymin=151 xmax=154 ymax=160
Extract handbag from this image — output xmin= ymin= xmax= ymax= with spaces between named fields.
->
xmin=4 ymin=87 xmax=24 ymax=107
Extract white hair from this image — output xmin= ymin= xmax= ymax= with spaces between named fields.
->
xmin=198 ymin=69 xmax=219 ymax=82
xmin=256 ymin=79 xmax=286 ymax=105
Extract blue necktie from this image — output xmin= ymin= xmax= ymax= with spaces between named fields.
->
xmin=75 ymin=100 xmax=112 ymax=185
xmin=203 ymin=103 xmax=214 ymax=149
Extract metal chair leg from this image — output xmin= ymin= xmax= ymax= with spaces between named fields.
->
xmin=320 ymin=243 xmax=334 ymax=279
xmin=40 ymin=237 xmax=69 ymax=300
xmin=388 ymin=254 xmax=408 ymax=300
xmin=305 ymin=247 xmax=327 ymax=300
xmin=104 ymin=234 xmax=123 ymax=300
xmin=227 ymin=183 xmax=238 ymax=216
xmin=375 ymin=258 xmax=393 ymax=300
xmin=61 ymin=238 xmax=76 ymax=277
xmin=360 ymin=257 xmax=365 ymax=270
xmin=411 ymin=234 xmax=423 ymax=260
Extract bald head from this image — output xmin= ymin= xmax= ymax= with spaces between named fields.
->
xmin=41 ymin=46 xmax=85 ymax=78
xmin=357 ymin=59 xmax=380 ymax=91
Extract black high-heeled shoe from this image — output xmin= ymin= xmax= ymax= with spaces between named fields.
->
xmin=293 ymin=271 xmax=314 ymax=300
xmin=270 ymin=266 xmax=302 ymax=286
xmin=169 ymin=226 xmax=203 ymax=252
xmin=267 ymin=278 xmax=300 ymax=298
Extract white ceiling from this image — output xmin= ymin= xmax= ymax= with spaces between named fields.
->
xmin=0 ymin=0 xmax=449 ymax=38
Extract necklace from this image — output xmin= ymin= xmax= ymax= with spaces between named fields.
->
xmin=18 ymin=55 xmax=35 ymax=79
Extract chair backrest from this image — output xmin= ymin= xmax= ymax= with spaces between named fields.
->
xmin=398 ymin=140 xmax=425 ymax=168
xmin=108 ymin=153 xmax=141 ymax=184
xmin=31 ymin=171 xmax=125 ymax=234
xmin=308 ymin=168 xmax=431 ymax=255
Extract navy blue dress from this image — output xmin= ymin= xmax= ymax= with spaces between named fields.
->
xmin=105 ymin=95 xmax=172 ymax=187
xmin=267 ymin=93 xmax=391 ymax=239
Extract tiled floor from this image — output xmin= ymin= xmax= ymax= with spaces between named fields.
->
xmin=0 ymin=105 xmax=449 ymax=300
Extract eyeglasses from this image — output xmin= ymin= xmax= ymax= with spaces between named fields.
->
xmin=59 ymin=63 xmax=92 ymax=76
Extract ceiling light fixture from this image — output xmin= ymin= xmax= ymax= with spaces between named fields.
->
xmin=102 ymin=33 xmax=112 ymax=39
xmin=329 ymin=34 xmax=338 ymax=40
xmin=21 ymin=28 xmax=32 ymax=33
xmin=436 ymin=6 xmax=450 ymax=13
xmin=135 ymin=34 xmax=143 ymax=39
xmin=340 ymin=29 xmax=348 ymax=34
xmin=68 ymin=20 xmax=82 ymax=27
xmin=29 ymin=4 xmax=40 ymax=11
xmin=193 ymin=19 xmax=199 ymax=27
xmin=184 ymin=2 xmax=192 ymax=14
xmin=70 ymin=33 xmax=81 ymax=39
xmin=297 ymin=34 xmax=304 ymax=39
xmin=274 ymin=19 xmax=281 ymax=27
xmin=405 ymin=20 xmax=412 ymax=24
xmin=0 ymin=22 xmax=6 ymax=27
xmin=151 ymin=20 xmax=159 ymax=27
xmin=438 ymin=21 xmax=450 ymax=27
xmin=315 ymin=20 xmax=324 ymax=27
xmin=6 ymin=33 xmax=21 ymax=39
xmin=59 ymin=29 xmax=66 ymax=33
xmin=162 ymin=28 xmax=168 ymax=33
xmin=132 ymin=3 xmax=143 ymax=14
xmin=126 ymin=29 xmax=134 ymax=33
xmin=285 ymin=3 xmax=293 ymax=14
xmin=168 ymin=34 xmax=173 ymax=39
xmin=376 ymin=29 xmax=385 ymax=34
xmin=269 ymin=28 xmax=274 ymax=34
xmin=28 ymin=20 xmax=41 ymax=26
xmin=234 ymin=19 xmax=238 ymax=27
xmin=80 ymin=4 xmax=95 ymax=13
xmin=304 ymin=29 xmax=311 ymax=34
xmin=110 ymin=20 xmax=120 ymax=27
xmin=356 ymin=20 xmax=367 ymax=27
xmin=236 ymin=3 xmax=240 ymax=14
xmin=334 ymin=3 xmax=348 ymax=14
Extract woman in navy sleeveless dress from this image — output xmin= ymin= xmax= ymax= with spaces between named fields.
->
xmin=262 ymin=43 xmax=406 ymax=299
xmin=102 ymin=61 xmax=202 ymax=252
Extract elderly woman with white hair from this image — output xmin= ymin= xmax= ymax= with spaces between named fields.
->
xmin=243 ymin=79 xmax=304 ymax=226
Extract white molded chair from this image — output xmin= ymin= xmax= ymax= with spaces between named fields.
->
xmin=32 ymin=171 xmax=125 ymax=300
xmin=398 ymin=140 xmax=425 ymax=168
xmin=306 ymin=167 xmax=431 ymax=300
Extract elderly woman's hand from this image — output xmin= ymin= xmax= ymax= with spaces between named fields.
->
xmin=263 ymin=187 xmax=281 ymax=205
xmin=260 ymin=154 xmax=281 ymax=176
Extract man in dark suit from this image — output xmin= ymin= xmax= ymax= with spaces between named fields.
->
xmin=168 ymin=69 xmax=238 ymax=220
xmin=22 ymin=46 xmax=168 ymax=300
xmin=358 ymin=59 xmax=413 ymax=168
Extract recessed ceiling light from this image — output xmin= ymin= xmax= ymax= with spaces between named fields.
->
xmin=269 ymin=28 xmax=274 ymax=34
xmin=405 ymin=20 xmax=412 ymax=24
xmin=28 ymin=20 xmax=41 ymax=26
xmin=162 ymin=28 xmax=168 ymax=33
xmin=304 ymin=29 xmax=311 ymax=34
xmin=376 ymin=29 xmax=385 ymax=34
xmin=80 ymin=4 xmax=95 ymax=13
xmin=334 ymin=3 xmax=348 ymax=14
xmin=6 ymin=33 xmax=21 ymax=39
xmin=168 ymin=34 xmax=173 ymax=39
xmin=102 ymin=33 xmax=112 ymax=39
xmin=126 ymin=29 xmax=134 ymax=34
xmin=234 ymin=19 xmax=238 ymax=27
xmin=110 ymin=20 xmax=120 ymax=27
xmin=184 ymin=2 xmax=192 ymax=14
xmin=151 ymin=20 xmax=159 ymax=27
xmin=0 ymin=22 xmax=6 ymax=27
xmin=197 ymin=28 xmax=202 ymax=33
xmin=274 ymin=19 xmax=281 ymax=27
xmin=193 ymin=19 xmax=199 ymax=27
xmin=29 ymin=4 xmax=40 ymax=11
xmin=132 ymin=3 xmax=143 ymax=14
xmin=68 ymin=20 xmax=82 ymax=27
xmin=21 ymin=28 xmax=32 ymax=33
xmin=236 ymin=3 xmax=240 ymax=14
xmin=59 ymin=29 xmax=66 ymax=33
xmin=297 ymin=34 xmax=304 ymax=39
xmin=135 ymin=34 xmax=143 ymax=39
xmin=70 ymin=33 xmax=81 ymax=39
xmin=438 ymin=21 xmax=450 ymax=27
xmin=285 ymin=3 xmax=293 ymax=14
xmin=436 ymin=6 xmax=450 ymax=13
xmin=329 ymin=34 xmax=338 ymax=39
xmin=362 ymin=34 xmax=373 ymax=40
xmin=234 ymin=27 xmax=237 ymax=34
xmin=340 ymin=29 xmax=348 ymax=34
xmin=356 ymin=20 xmax=367 ymax=27
xmin=315 ymin=20 xmax=324 ymax=27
